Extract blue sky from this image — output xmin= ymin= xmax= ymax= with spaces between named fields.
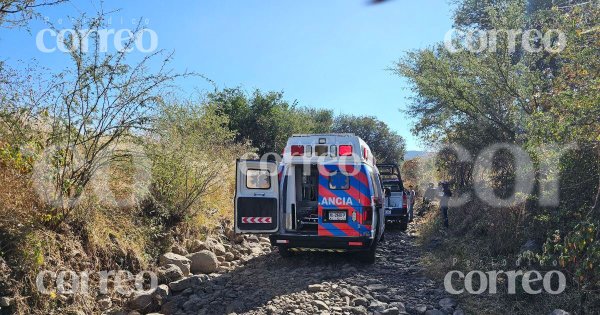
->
xmin=0 ymin=0 xmax=454 ymax=150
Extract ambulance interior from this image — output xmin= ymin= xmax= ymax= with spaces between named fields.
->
xmin=289 ymin=164 xmax=319 ymax=235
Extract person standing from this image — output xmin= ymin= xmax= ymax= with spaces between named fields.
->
xmin=407 ymin=185 xmax=416 ymax=222
xmin=439 ymin=182 xmax=452 ymax=227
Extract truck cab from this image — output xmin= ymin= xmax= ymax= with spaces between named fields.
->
xmin=377 ymin=163 xmax=409 ymax=231
xmin=234 ymin=134 xmax=385 ymax=262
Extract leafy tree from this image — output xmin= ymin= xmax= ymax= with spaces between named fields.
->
xmin=208 ymin=88 xmax=333 ymax=155
xmin=208 ymin=88 xmax=404 ymax=162
xmin=395 ymin=0 xmax=599 ymax=309
xmin=147 ymin=102 xmax=247 ymax=226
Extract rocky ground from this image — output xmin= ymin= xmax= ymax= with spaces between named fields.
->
xmin=125 ymin=221 xmax=464 ymax=315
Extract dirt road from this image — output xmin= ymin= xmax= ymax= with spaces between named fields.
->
xmin=154 ymin=222 xmax=462 ymax=315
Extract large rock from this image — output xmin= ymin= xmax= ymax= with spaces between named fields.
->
xmin=159 ymin=253 xmax=190 ymax=276
xmin=369 ymin=300 xmax=388 ymax=312
xmin=339 ymin=288 xmax=354 ymax=297
xmin=313 ymin=300 xmax=329 ymax=310
xmin=352 ymin=297 xmax=369 ymax=307
xmin=206 ymin=237 xmax=227 ymax=256
xmin=190 ymin=240 xmax=209 ymax=252
xmin=224 ymin=252 xmax=235 ymax=261
xmin=388 ymin=302 xmax=405 ymax=312
xmin=171 ymin=243 xmax=188 ymax=256
xmin=187 ymin=250 xmax=219 ymax=274
xmin=308 ymin=284 xmax=324 ymax=292
xmin=128 ymin=292 xmax=156 ymax=312
xmin=168 ymin=275 xmax=206 ymax=292
xmin=382 ymin=307 xmax=400 ymax=315
xmin=152 ymin=284 xmax=170 ymax=306
xmin=157 ymin=264 xmax=184 ymax=283
xmin=414 ymin=305 xmax=428 ymax=314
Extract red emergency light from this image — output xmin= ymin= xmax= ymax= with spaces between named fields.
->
xmin=339 ymin=145 xmax=353 ymax=156
xmin=363 ymin=147 xmax=368 ymax=159
xmin=291 ymin=145 xmax=304 ymax=156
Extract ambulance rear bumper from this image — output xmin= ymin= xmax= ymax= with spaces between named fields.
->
xmin=269 ymin=234 xmax=374 ymax=251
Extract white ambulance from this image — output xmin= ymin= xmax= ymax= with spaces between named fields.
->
xmin=234 ymin=134 xmax=386 ymax=262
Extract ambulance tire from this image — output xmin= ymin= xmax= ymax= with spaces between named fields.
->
xmin=358 ymin=243 xmax=377 ymax=264
xmin=399 ymin=219 xmax=408 ymax=231
xmin=277 ymin=246 xmax=293 ymax=258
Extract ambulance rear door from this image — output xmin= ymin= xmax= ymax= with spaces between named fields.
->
xmin=235 ymin=160 xmax=280 ymax=234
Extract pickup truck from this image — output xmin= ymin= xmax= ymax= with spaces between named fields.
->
xmin=377 ymin=164 xmax=409 ymax=231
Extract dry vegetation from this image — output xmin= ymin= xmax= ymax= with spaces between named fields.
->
xmin=406 ymin=151 xmax=599 ymax=314
xmin=0 ymin=107 xmax=246 ymax=313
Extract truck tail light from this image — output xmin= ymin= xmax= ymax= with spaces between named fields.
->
xmin=362 ymin=206 xmax=373 ymax=225
xmin=291 ymin=145 xmax=304 ymax=156
xmin=403 ymin=193 xmax=408 ymax=209
xmin=339 ymin=145 xmax=353 ymax=156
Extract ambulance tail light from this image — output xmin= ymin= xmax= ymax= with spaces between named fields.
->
xmin=362 ymin=206 xmax=373 ymax=225
xmin=339 ymin=145 xmax=353 ymax=156
xmin=363 ymin=147 xmax=368 ymax=159
xmin=291 ymin=145 xmax=304 ymax=156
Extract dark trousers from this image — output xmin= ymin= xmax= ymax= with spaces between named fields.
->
xmin=441 ymin=206 xmax=449 ymax=227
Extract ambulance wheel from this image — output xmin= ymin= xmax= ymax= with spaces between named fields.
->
xmin=278 ymin=246 xmax=293 ymax=258
xmin=358 ymin=244 xmax=377 ymax=264
xmin=399 ymin=219 xmax=408 ymax=231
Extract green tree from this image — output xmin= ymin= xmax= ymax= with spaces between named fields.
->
xmin=395 ymin=0 xmax=599 ymax=309
xmin=208 ymin=88 xmax=333 ymax=155
xmin=148 ymin=102 xmax=247 ymax=225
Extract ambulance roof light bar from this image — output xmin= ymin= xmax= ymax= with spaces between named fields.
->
xmin=291 ymin=133 xmax=355 ymax=137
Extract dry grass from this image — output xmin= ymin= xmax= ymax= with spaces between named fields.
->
xmin=0 ymin=154 xmax=157 ymax=314
xmin=0 ymin=162 xmax=39 ymax=235
xmin=416 ymin=201 xmax=583 ymax=315
xmin=0 ymin=113 xmax=244 ymax=313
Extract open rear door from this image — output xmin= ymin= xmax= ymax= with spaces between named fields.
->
xmin=235 ymin=160 xmax=279 ymax=234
